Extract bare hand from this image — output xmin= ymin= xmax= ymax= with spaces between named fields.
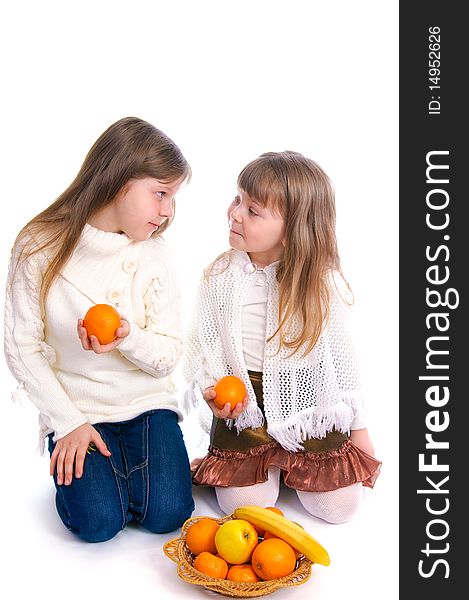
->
xmin=50 ymin=423 xmax=111 ymax=485
xmin=203 ymin=386 xmax=249 ymax=419
xmin=350 ymin=428 xmax=375 ymax=457
xmin=77 ymin=317 xmax=130 ymax=354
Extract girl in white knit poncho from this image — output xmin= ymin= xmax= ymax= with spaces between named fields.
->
xmin=4 ymin=118 xmax=195 ymax=541
xmin=183 ymin=151 xmax=381 ymax=523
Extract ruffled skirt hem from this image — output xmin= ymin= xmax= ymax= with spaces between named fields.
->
xmin=192 ymin=439 xmax=381 ymax=492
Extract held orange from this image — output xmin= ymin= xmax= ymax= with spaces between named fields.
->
xmin=213 ymin=376 xmax=247 ymax=410
xmin=82 ymin=304 xmax=121 ymax=345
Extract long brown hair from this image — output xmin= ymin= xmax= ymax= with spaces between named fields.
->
xmin=14 ymin=117 xmax=191 ymax=309
xmin=237 ymin=151 xmax=346 ymax=356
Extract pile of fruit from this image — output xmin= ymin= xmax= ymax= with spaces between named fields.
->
xmin=183 ymin=505 xmax=330 ymax=583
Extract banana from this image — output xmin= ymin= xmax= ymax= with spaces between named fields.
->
xmin=233 ymin=505 xmax=330 ymax=566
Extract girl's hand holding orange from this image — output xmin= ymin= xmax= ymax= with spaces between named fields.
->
xmin=77 ymin=303 xmax=130 ymax=354
xmin=203 ymin=375 xmax=248 ymax=419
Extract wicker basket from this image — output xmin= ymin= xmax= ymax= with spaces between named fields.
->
xmin=163 ymin=514 xmax=314 ymax=598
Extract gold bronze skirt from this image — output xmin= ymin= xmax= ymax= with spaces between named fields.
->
xmin=192 ymin=371 xmax=381 ymax=492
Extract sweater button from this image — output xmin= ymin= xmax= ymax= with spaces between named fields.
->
xmin=122 ymin=259 xmax=137 ymax=274
xmin=243 ymin=262 xmax=257 ymax=274
xmin=106 ymin=289 xmax=123 ymax=303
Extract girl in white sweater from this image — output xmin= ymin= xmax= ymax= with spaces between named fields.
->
xmin=184 ymin=151 xmax=381 ymax=523
xmin=4 ymin=117 xmax=194 ymax=541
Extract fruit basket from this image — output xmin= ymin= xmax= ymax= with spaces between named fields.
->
xmin=163 ymin=514 xmax=314 ymax=598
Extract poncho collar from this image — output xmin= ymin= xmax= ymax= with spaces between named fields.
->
xmin=230 ymin=250 xmax=281 ymax=276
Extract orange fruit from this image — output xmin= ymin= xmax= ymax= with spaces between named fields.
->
xmin=83 ymin=304 xmax=121 ymax=344
xmin=213 ymin=376 xmax=247 ymax=410
xmin=185 ymin=518 xmax=220 ymax=555
xmin=263 ymin=531 xmax=302 ymax=559
xmin=193 ymin=551 xmax=229 ymax=579
xmin=254 ymin=507 xmax=284 ymax=537
xmin=251 ymin=538 xmax=297 ymax=581
xmin=226 ymin=563 xmax=261 ymax=582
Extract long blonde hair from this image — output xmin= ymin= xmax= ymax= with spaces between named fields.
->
xmin=238 ymin=151 xmax=345 ymax=355
xmin=14 ymin=117 xmax=191 ymax=309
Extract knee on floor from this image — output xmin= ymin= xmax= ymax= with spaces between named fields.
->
xmin=141 ymin=499 xmax=195 ymax=534
xmin=315 ymin=504 xmax=358 ymax=524
xmin=66 ymin=509 xmax=124 ymax=543
xmin=215 ymin=486 xmax=280 ymax=516
xmin=297 ymin=484 xmax=363 ymax=524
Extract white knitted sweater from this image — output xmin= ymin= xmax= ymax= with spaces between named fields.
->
xmin=183 ymin=250 xmax=367 ymax=452
xmin=4 ymin=224 xmax=183 ymax=451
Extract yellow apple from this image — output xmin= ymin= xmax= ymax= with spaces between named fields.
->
xmin=214 ymin=519 xmax=259 ymax=564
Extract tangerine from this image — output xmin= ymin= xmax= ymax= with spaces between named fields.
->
xmin=83 ymin=304 xmax=121 ymax=345
xmin=193 ymin=551 xmax=229 ymax=579
xmin=213 ymin=376 xmax=247 ymax=410
xmin=185 ymin=518 xmax=220 ymax=555
xmin=251 ymin=538 xmax=297 ymax=581
xmin=262 ymin=530 xmax=302 ymax=558
xmin=226 ymin=563 xmax=261 ymax=582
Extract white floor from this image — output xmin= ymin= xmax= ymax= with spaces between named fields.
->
xmin=0 ymin=386 xmax=398 ymax=600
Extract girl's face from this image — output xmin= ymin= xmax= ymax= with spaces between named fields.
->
xmin=91 ymin=177 xmax=182 ymax=241
xmin=228 ymin=190 xmax=285 ymax=267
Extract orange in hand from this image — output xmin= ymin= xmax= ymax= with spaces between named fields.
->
xmin=213 ymin=376 xmax=247 ymax=410
xmin=185 ymin=518 xmax=220 ymax=556
xmin=193 ymin=551 xmax=229 ymax=579
xmin=82 ymin=304 xmax=121 ymax=345
xmin=251 ymin=538 xmax=297 ymax=581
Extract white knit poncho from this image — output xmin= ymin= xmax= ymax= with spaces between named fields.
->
xmin=183 ymin=250 xmax=367 ymax=452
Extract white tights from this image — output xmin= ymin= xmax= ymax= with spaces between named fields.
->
xmin=215 ymin=467 xmax=363 ymax=524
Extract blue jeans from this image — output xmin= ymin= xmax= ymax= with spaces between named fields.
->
xmin=48 ymin=409 xmax=195 ymax=543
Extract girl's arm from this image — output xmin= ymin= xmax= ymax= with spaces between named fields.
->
xmin=4 ymin=248 xmax=88 ymax=442
xmin=116 ymin=243 xmax=183 ymax=378
xmin=182 ymin=275 xmax=220 ymax=401
xmin=181 ymin=272 xmax=239 ymax=429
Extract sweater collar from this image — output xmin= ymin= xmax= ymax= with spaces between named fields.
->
xmin=59 ymin=224 xmax=141 ymax=305
xmin=77 ymin=223 xmax=134 ymax=256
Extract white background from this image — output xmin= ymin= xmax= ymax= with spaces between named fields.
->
xmin=0 ymin=1 xmax=398 ymax=599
